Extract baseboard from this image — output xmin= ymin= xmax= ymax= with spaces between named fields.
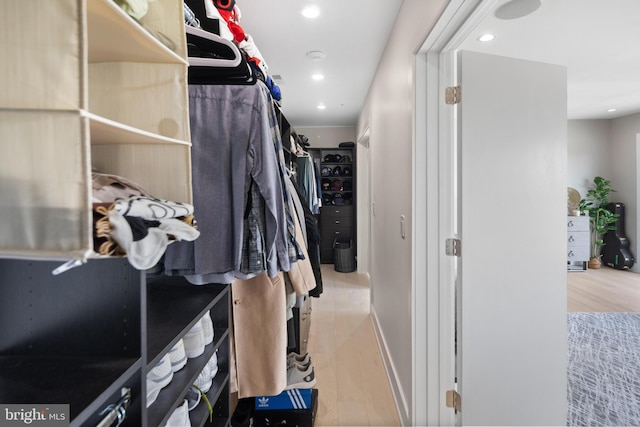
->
xmin=370 ymin=304 xmax=411 ymax=426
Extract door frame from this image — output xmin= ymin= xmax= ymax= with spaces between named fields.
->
xmin=357 ymin=127 xmax=372 ymax=278
xmin=415 ymin=0 xmax=502 ymax=424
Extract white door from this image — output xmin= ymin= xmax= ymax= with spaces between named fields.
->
xmin=453 ymin=50 xmax=568 ymax=426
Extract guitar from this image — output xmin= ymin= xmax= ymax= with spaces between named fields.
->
xmin=601 ymin=202 xmax=635 ymax=269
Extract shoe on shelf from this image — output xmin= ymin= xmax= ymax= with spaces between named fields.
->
xmin=287 ymin=352 xmax=311 ymax=370
xmin=287 ymin=355 xmax=311 ymax=371
xmin=194 ymin=363 xmax=213 ymax=393
xmin=164 ymin=399 xmax=191 ymax=427
xmin=169 ymin=338 xmax=187 ymax=372
xmin=285 ymin=364 xmax=316 ymax=390
xmin=183 ymin=319 xmax=205 ymax=359
xmin=201 ymin=310 xmax=214 ymax=345
xmin=146 ymin=353 xmax=173 ymax=407
xmin=207 ymin=351 xmax=219 ymax=380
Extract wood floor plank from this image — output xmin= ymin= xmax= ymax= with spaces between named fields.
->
xmin=309 ymin=265 xmax=401 ymax=426
xmin=568 ymin=267 xmax=640 ymax=312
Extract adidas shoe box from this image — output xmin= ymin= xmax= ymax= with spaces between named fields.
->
xmin=253 ymin=388 xmax=318 ymax=427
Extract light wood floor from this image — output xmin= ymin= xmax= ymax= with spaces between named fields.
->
xmin=307 ymin=265 xmax=401 ymax=427
xmin=567 ymin=266 xmax=640 ymax=312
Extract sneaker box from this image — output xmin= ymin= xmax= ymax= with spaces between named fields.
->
xmin=253 ymin=388 xmax=318 ymax=427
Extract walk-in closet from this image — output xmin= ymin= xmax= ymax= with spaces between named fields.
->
xmin=0 ymin=1 xmax=378 ymax=426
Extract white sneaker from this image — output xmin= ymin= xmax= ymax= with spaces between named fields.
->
xmin=201 ymin=311 xmax=214 ymax=345
xmin=164 ymin=399 xmax=191 ymax=427
xmin=194 ymin=363 xmax=212 ymax=393
xmin=146 ymin=353 xmax=173 ymax=407
xmin=183 ymin=320 xmax=205 ymax=359
xmin=287 ymin=352 xmax=310 ymax=364
xmin=169 ymin=339 xmax=188 ymax=372
xmin=287 ymin=352 xmax=311 ymax=370
xmin=285 ymin=364 xmax=316 ymax=390
xmin=206 ymin=351 xmax=218 ymax=380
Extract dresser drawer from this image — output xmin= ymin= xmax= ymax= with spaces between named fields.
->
xmin=567 ymin=216 xmax=589 ymax=231
xmin=567 ymin=245 xmax=589 ymax=261
xmin=567 ymin=231 xmax=589 ymax=246
xmin=321 ymin=225 xmax=352 ymax=243
xmin=323 ymin=216 xmax=353 ymax=228
xmin=321 ymin=206 xmax=353 ymax=218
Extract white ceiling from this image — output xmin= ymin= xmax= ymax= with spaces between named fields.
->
xmin=235 ymin=0 xmax=640 ymax=127
xmin=236 ymin=0 xmax=403 ymax=127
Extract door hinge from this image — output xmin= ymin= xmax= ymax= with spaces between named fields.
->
xmin=445 ymin=238 xmax=461 ymax=257
xmin=446 ymin=389 xmax=462 ymax=412
xmin=445 ymin=85 xmax=461 ymax=104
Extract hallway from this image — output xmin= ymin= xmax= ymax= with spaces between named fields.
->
xmin=307 ymin=266 xmax=401 ymax=426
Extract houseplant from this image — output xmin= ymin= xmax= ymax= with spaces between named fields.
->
xmin=579 ymin=176 xmax=619 ymax=268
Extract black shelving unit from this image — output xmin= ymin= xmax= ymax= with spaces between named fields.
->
xmin=0 ymin=258 xmax=231 ymax=427
xmin=308 ymin=147 xmax=357 ymax=264
xmin=146 ymin=275 xmax=230 ymax=427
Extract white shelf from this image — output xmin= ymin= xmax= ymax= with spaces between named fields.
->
xmin=87 ymin=0 xmax=187 ymax=65
xmin=88 ymin=112 xmax=191 ymax=146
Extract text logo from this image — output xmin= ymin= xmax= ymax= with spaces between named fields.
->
xmin=1 ymin=405 xmax=69 ymax=426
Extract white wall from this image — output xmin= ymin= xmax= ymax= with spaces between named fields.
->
xmin=294 ymin=126 xmax=356 ymax=148
xmin=610 ymin=112 xmax=640 ymax=272
xmin=568 ymin=120 xmax=612 ymax=198
xmin=568 ymin=116 xmax=640 ymax=272
xmin=356 ymin=0 xmax=449 ymax=424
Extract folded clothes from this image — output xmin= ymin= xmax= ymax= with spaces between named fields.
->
xmin=92 ymin=171 xmax=200 ymax=270
xmin=114 ymin=195 xmax=194 ymax=220
xmin=92 ymin=169 xmax=150 ymax=203
xmin=108 ymin=210 xmax=200 ymax=270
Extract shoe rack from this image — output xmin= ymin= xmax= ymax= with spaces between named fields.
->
xmin=0 ymin=258 xmax=231 ymax=427
xmin=146 ymin=273 xmax=230 ymax=427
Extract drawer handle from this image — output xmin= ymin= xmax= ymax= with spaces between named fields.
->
xmin=568 ymin=250 xmax=575 ymax=257
xmin=335 ymin=220 xmax=340 ymax=224
xmin=568 ymin=236 xmax=575 ymax=242
xmin=568 ymin=220 xmax=574 ymax=227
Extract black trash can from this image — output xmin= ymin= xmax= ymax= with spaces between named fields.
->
xmin=333 ymin=238 xmax=356 ymax=272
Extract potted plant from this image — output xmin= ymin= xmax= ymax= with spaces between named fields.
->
xmin=579 ymin=176 xmax=619 ymax=269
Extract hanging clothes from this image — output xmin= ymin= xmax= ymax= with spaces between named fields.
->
xmin=294 ymin=150 xmax=323 ymax=215
xmin=230 ymin=202 xmax=316 ymax=398
xmin=289 ymin=177 xmax=323 ymax=297
xmin=230 ymin=272 xmax=287 ymax=398
xmin=164 ymin=82 xmax=294 ymax=283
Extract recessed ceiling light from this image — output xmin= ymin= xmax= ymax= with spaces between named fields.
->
xmin=312 ymin=74 xmax=324 ymax=81
xmin=301 ymin=5 xmax=320 ymax=19
xmin=608 ymin=108 xmax=617 ymax=112
xmin=317 ymin=104 xmax=326 ymax=110
xmin=478 ymin=34 xmax=495 ymax=42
